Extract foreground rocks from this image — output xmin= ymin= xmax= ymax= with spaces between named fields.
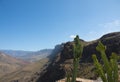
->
xmin=56 ymin=78 xmax=102 ymax=82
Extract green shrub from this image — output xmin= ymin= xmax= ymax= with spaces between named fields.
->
xmin=92 ymin=41 xmax=119 ymax=82
xmin=66 ymin=35 xmax=83 ymax=82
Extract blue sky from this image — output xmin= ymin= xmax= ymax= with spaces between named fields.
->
xmin=0 ymin=0 xmax=120 ymax=51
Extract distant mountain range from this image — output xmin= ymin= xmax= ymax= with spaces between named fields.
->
xmin=0 ymin=49 xmax=53 ymax=62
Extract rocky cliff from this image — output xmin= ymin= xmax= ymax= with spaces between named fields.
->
xmin=36 ymin=32 xmax=120 ymax=82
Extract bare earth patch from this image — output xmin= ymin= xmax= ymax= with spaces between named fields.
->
xmin=56 ymin=78 xmax=102 ymax=82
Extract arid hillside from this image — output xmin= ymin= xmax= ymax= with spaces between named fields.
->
xmin=37 ymin=32 xmax=120 ymax=82
xmin=0 ymin=52 xmax=28 ymax=77
xmin=0 ymin=58 xmax=49 ymax=82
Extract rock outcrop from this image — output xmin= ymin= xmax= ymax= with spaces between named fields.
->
xmin=36 ymin=32 xmax=120 ymax=82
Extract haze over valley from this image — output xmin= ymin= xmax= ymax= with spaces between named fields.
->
xmin=1 ymin=0 xmax=120 ymax=82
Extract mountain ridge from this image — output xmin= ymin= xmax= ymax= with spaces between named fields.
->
xmin=36 ymin=32 xmax=120 ymax=82
xmin=0 ymin=49 xmax=53 ymax=62
xmin=0 ymin=52 xmax=28 ymax=77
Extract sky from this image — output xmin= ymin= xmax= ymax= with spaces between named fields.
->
xmin=0 ymin=0 xmax=120 ymax=51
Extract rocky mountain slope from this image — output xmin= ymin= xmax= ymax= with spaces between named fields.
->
xmin=0 ymin=52 xmax=28 ymax=77
xmin=0 ymin=58 xmax=49 ymax=82
xmin=36 ymin=32 xmax=120 ymax=82
xmin=0 ymin=44 xmax=63 ymax=82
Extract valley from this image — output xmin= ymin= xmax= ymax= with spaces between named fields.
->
xmin=0 ymin=32 xmax=120 ymax=82
xmin=1 ymin=0 xmax=120 ymax=82
xmin=0 ymin=52 xmax=27 ymax=77
xmin=0 ymin=49 xmax=54 ymax=82
xmin=0 ymin=58 xmax=49 ymax=82
xmin=0 ymin=49 xmax=53 ymax=62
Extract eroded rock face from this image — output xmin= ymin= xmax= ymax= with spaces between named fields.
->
xmin=36 ymin=32 xmax=120 ymax=82
xmin=82 ymin=32 xmax=120 ymax=62
xmin=100 ymin=32 xmax=120 ymax=55
xmin=36 ymin=44 xmax=65 ymax=82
